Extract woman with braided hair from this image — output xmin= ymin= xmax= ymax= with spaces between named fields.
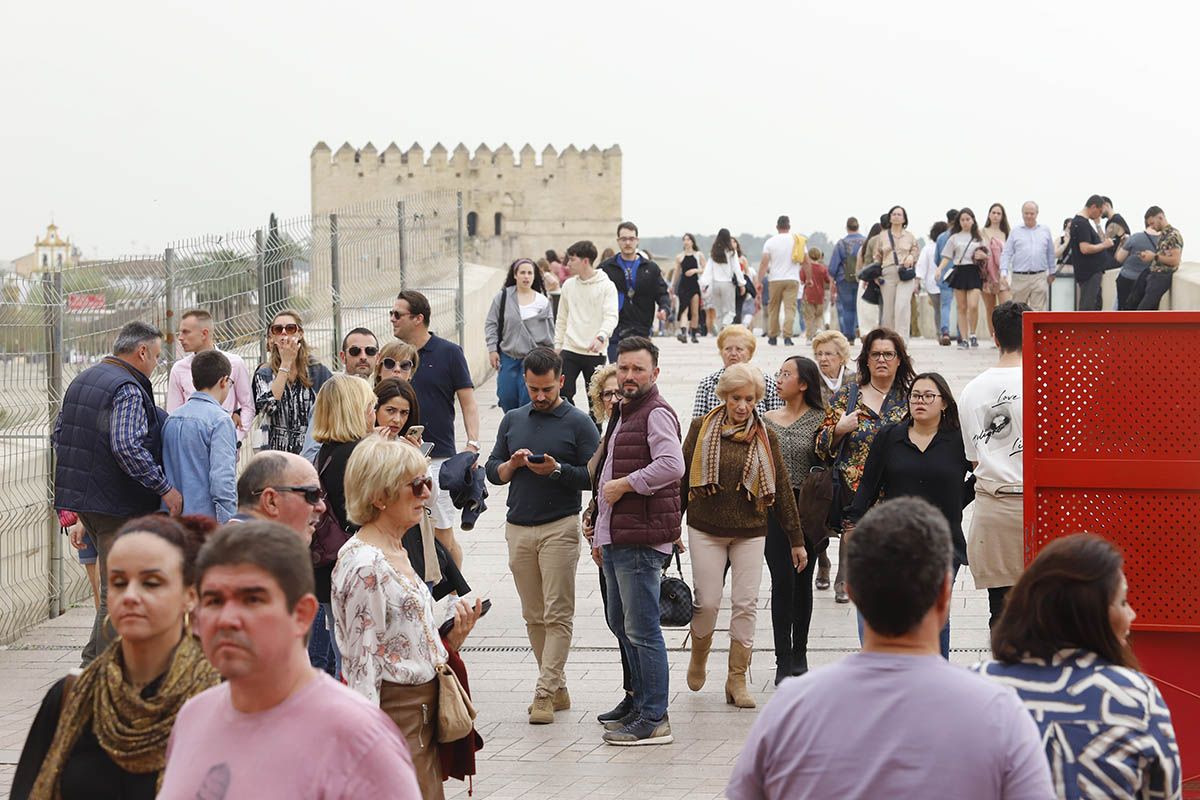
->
xmin=12 ymin=515 xmax=219 ymax=800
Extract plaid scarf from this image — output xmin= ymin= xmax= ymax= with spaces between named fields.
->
xmin=688 ymin=405 xmax=776 ymax=511
xmin=30 ymin=634 xmax=219 ymax=799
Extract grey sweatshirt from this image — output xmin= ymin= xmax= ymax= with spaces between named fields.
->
xmin=484 ymin=286 xmax=556 ymax=358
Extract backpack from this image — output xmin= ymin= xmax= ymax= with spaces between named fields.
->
xmin=791 ymin=234 xmax=808 ymax=264
xmin=840 ymin=239 xmax=859 ymax=283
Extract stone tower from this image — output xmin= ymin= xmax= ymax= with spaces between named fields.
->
xmin=310 ymin=140 xmax=622 ymax=264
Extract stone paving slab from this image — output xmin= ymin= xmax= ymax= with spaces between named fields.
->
xmin=0 ymin=331 xmax=1003 ymax=798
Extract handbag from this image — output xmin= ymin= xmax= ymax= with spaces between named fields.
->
xmin=310 ymin=453 xmax=352 ymax=567
xmin=859 ymin=261 xmax=883 ymax=283
xmin=824 ymin=382 xmax=860 ymax=532
xmin=434 ymin=662 xmax=478 ymax=743
xmin=862 ymin=280 xmax=882 ymax=305
xmin=659 ymin=548 xmax=693 ymax=628
xmin=890 ymin=231 xmax=916 ymax=281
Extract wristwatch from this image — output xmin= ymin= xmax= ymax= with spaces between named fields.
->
xmin=549 ymin=467 xmax=562 ymax=481
xmin=596 ymin=333 xmax=607 ymax=342
xmin=466 ymin=439 xmax=480 ymax=450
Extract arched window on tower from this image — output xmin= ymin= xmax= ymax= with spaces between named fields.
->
xmin=466 ymin=211 xmax=478 ymax=237
xmin=494 ymin=212 xmax=503 ymax=236
xmin=56 ymin=253 xmax=63 ymax=267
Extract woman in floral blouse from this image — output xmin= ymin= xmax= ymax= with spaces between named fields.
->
xmin=331 ymin=436 xmax=481 ymax=800
xmin=815 ymin=327 xmax=914 ymax=603
xmin=252 ymin=309 xmax=333 ymax=453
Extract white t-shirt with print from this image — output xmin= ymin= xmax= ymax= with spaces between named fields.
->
xmin=958 ymin=366 xmax=1022 ymax=484
xmin=762 ymin=232 xmax=800 ymax=282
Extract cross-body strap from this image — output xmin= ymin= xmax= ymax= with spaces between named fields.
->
xmin=887 ymin=231 xmax=900 ymax=266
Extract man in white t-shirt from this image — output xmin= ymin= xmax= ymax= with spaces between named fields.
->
xmin=159 ymin=521 xmax=421 ymax=799
xmin=957 ymin=301 xmax=1029 ymax=627
xmin=757 ymin=215 xmax=806 ymax=346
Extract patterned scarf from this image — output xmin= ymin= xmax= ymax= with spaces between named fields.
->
xmin=688 ymin=405 xmax=776 ymax=511
xmin=30 ymin=634 xmax=219 ymax=799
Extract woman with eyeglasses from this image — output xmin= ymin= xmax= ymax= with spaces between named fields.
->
xmin=373 ymin=340 xmax=419 ymax=385
xmin=309 ymin=373 xmax=379 ymax=678
xmin=253 ymin=309 xmax=333 ymax=454
xmin=844 ymin=372 xmax=974 ymax=658
xmin=485 ymin=258 xmax=556 ymax=412
xmin=816 ymin=327 xmax=914 ymax=603
xmin=12 ymin=515 xmax=219 ymax=800
xmin=332 ymin=436 xmax=483 ymax=800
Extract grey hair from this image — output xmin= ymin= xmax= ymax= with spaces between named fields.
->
xmin=112 ymin=321 xmax=163 ymax=356
xmin=1022 ymin=200 xmax=1039 ymax=212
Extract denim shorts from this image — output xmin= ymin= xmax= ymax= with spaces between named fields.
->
xmin=77 ymin=532 xmax=98 ymax=565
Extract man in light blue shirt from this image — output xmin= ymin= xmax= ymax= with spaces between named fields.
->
xmin=933 ymin=209 xmax=958 ymax=344
xmin=1000 ymin=201 xmax=1056 ymax=311
xmin=163 ymin=350 xmax=238 ymax=521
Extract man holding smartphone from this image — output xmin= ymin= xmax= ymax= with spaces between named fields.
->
xmin=485 ymin=347 xmax=599 ymax=725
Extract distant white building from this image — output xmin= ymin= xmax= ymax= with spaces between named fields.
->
xmin=12 ymin=223 xmax=80 ymax=277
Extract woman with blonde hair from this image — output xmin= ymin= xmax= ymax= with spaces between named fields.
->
xmin=253 ymin=308 xmax=333 ymax=453
xmin=681 ymin=364 xmax=802 ymax=708
xmin=810 ymin=329 xmax=853 ymax=590
xmin=587 ymin=363 xmax=620 ymax=429
xmin=309 ymin=373 xmax=379 ymax=677
xmin=13 ymin=516 xmax=219 ymax=799
xmin=372 ymin=339 xmax=419 ymax=385
xmin=333 ymin=436 xmax=482 ymax=800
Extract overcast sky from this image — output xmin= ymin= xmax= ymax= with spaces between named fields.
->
xmin=4 ymin=0 xmax=1198 ymax=260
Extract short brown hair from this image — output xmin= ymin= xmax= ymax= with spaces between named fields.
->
xmin=396 ymin=290 xmax=431 ymax=327
xmin=197 ymin=521 xmax=315 ymax=611
xmin=182 ymin=309 xmax=213 ymax=324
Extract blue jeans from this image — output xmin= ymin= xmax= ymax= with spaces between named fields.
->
xmin=938 ymin=277 xmax=955 ymax=337
xmin=309 ymin=602 xmax=340 ymax=677
xmin=601 ymin=544 xmax=670 ymax=722
xmin=497 ymin=352 xmax=531 ymax=412
xmin=837 ymin=280 xmax=858 ymax=338
xmin=856 ymin=560 xmax=961 ymax=659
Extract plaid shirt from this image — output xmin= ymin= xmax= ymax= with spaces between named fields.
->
xmin=691 ymin=367 xmax=783 ymax=420
xmin=110 ymin=383 xmax=171 ymax=496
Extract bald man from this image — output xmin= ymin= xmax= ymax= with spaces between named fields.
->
xmin=232 ymin=451 xmax=327 ymax=541
xmin=1000 ymin=201 xmax=1056 ymax=311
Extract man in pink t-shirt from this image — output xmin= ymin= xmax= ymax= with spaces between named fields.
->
xmin=158 ymin=521 xmax=420 ymax=799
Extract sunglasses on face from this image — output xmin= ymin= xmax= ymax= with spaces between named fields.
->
xmin=381 ymin=358 xmax=414 ymax=371
xmin=389 ymin=310 xmax=415 ymax=320
xmin=408 ymin=477 xmax=433 ymax=496
xmin=269 ymin=323 xmax=302 ymax=335
xmin=256 ymin=485 xmax=325 ymax=505
xmin=347 ymin=346 xmax=378 ymax=357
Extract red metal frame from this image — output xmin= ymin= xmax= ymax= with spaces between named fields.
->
xmin=1024 ymin=311 xmax=1200 ymax=786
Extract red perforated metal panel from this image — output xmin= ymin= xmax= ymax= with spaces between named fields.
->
xmin=1024 ymin=311 xmax=1200 ymax=786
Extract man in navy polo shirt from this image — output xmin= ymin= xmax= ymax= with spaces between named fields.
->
xmin=392 ymin=290 xmax=480 ymax=566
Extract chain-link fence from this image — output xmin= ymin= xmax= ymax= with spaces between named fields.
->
xmin=0 ymin=189 xmax=463 ymax=643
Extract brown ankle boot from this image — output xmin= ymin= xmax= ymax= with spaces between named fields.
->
xmin=687 ymin=631 xmax=713 ymax=691
xmin=725 ymin=641 xmax=756 ymax=708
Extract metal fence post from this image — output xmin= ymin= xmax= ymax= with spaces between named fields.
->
xmin=255 ymin=229 xmax=267 ymax=367
xmin=397 ymin=201 xmax=407 ymax=290
xmin=456 ymin=191 xmax=465 ymax=346
xmin=330 ymin=213 xmax=342 ymax=363
xmin=44 ymin=267 xmax=64 ymax=617
xmin=163 ymin=247 xmax=177 ymax=376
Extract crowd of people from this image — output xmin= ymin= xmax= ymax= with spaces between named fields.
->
xmin=17 ymin=213 xmax=1182 ymax=799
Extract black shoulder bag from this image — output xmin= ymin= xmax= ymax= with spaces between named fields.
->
xmin=659 ymin=548 xmax=693 ymax=628
xmin=822 ymin=381 xmax=861 ymax=532
xmin=890 ymin=231 xmax=916 ymax=282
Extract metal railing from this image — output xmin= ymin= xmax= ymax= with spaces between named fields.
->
xmin=0 ymin=190 xmax=463 ymax=643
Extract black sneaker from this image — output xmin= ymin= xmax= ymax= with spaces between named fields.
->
xmin=602 ymin=709 xmax=639 ymax=732
xmin=783 ymin=337 xmax=794 ymax=346
xmin=969 ymin=335 xmax=979 ymax=348
xmin=767 ymin=337 xmax=778 ymax=346
xmin=603 ymin=715 xmax=673 ymax=746
xmin=596 ymin=693 xmax=634 ymax=724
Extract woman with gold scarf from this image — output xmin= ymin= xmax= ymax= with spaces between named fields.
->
xmin=12 ymin=515 xmax=219 ymax=800
xmin=680 ymin=363 xmax=803 ymax=710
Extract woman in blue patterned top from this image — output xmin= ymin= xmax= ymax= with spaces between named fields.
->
xmin=972 ymin=534 xmax=1180 ymax=800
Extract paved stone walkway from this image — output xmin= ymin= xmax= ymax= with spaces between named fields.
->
xmin=0 ymin=331 xmax=1005 ymax=799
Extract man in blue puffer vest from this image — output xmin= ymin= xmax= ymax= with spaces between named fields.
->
xmin=53 ymin=320 xmax=182 ymax=665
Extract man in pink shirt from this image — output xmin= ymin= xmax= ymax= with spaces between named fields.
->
xmin=158 ymin=521 xmax=420 ymax=799
xmin=167 ymin=309 xmax=254 ymax=442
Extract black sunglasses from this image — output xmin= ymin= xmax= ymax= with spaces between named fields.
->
xmin=408 ymin=477 xmax=433 ymax=496
xmin=269 ymin=323 xmax=302 ymax=335
xmin=347 ymin=346 xmax=378 ymax=357
xmin=255 ymin=485 xmax=325 ymax=505
xmin=382 ymin=358 xmax=414 ymax=371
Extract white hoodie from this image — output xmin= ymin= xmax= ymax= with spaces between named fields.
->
xmin=554 ymin=269 xmax=619 ymax=355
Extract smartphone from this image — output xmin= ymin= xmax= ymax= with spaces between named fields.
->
xmin=526 ymin=453 xmax=545 ymax=463
xmin=438 ymin=598 xmax=492 ymax=639
xmin=407 ymin=425 xmax=424 ymax=439
xmin=420 ymin=441 xmax=435 ymax=458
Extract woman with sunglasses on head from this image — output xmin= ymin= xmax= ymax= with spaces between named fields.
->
xmin=372 ymin=340 xmax=419 ymax=385
xmin=12 ymin=515 xmax=219 ymax=800
xmin=972 ymin=535 xmax=1180 ymax=800
xmin=332 ymin=436 xmax=483 ymax=800
xmin=253 ymin=309 xmax=333 ymax=454
xmin=485 ymin=258 xmax=556 ymax=412
xmin=816 ymin=327 xmax=914 ymax=603
xmin=844 ymin=372 xmax=974 ymax=658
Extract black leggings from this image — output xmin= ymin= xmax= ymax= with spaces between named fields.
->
xmin=765 ymin=494 xmax=817 ymax=669
xmin=598 ymin=565 xmax=632 ymax=693
xmin=987 ymin=586 xmax=1011 ymax=629
xmin=562 ymin=350 xmax=605 ymax=407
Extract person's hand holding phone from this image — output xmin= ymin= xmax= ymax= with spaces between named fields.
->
xmin=525 ymin=453 xmax=559 ymax=476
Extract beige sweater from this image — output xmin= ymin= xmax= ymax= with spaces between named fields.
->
xmin=554 ymin=270 xmax=619 ymax=355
